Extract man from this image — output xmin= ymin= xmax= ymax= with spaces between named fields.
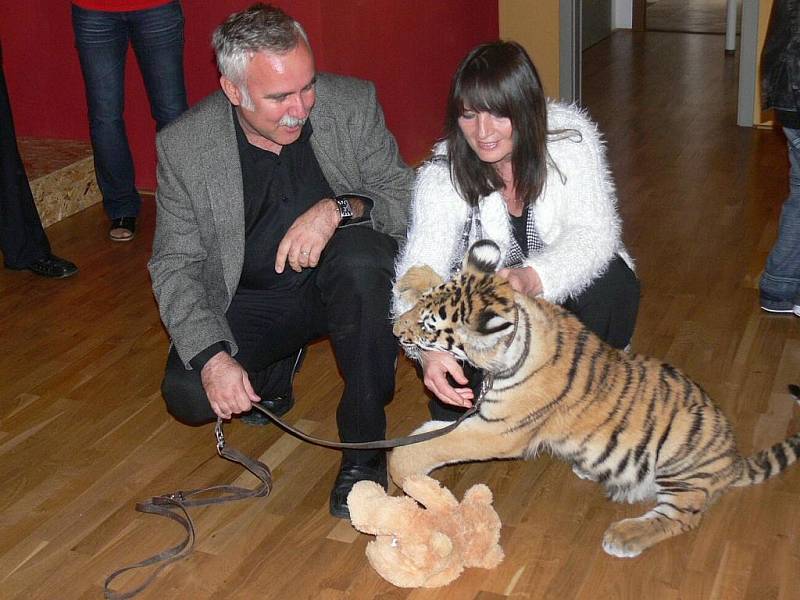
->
xmin=760 ymin=0 xmax=800 ymax=316
xmin=148 ymin=3 xmax=412 ymax=519
xmin=1 ymin=41 xmax=77 ymax=278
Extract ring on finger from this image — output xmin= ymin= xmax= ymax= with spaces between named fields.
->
xmin=300 ymin=250 xmax=310 ymax=256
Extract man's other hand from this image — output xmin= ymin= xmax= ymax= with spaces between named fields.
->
xmin=275 ymin=199 xmax=339 ymax=273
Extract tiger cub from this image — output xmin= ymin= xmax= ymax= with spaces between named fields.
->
xmin=390 ymin=240 xmax=800 ymax=558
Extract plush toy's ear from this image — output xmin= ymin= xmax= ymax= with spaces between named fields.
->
xmin=462 ymin=240 xmax=502 ymax=274
xmin=395 ymin=265 xmax=444 ymax=307
xmin=402 ymin=474 xmax=459 ymax=510
xmin=462 ymin=482 xmax=494 ymax=505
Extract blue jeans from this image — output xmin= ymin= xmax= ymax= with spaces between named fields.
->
xmin=760 ymin=127 xmax=800 ymax=309
xmin=72 ymin=1 xmax=187 ymax=219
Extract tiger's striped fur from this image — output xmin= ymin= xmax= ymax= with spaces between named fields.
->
xmin=391 ymin=240 xmax=800 ymax=558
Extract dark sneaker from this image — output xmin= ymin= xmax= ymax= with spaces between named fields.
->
xmin=759 ymin=293 xmax=799 ymax=314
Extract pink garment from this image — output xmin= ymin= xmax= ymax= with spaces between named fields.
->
xmin=71 ymin=0 xmax=172 ymax=12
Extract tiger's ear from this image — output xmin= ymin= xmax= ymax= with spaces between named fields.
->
xmin=396 ymin=265 xmax=444 ymax=306
xmin=463 ymin=240 xmax=502 ymax=274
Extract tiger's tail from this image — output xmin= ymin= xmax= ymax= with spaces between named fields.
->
xmin=732 ymin=385 xmax=800 ymax=487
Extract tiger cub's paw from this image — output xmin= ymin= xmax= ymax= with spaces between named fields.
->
xmin=602 ymin=518 xmax=648 ymax=558
xmin=571 ymin=464 xmax=597 ymax=481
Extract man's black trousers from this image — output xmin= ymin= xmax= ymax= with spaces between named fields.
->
xmin=161 ymin=226 xmax=399 ymax=465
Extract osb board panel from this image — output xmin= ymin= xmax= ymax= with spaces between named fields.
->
xmin=29 ymin=156 xmax=101 ymax=228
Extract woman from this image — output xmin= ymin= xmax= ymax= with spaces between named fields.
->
xmin=394 ymin=41 xmax=639 ymax=416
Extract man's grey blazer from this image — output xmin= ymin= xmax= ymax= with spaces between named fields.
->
xmin=148 ymin=73 xmax=413 ymax=367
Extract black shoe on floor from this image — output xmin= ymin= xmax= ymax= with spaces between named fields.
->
xmin=13 ymin=254 xmax=79 ymax=279
xmin=329 ymin=454 xmax=388 ymax=519
xmin=240 ymin=393 xmax=295 ymax=426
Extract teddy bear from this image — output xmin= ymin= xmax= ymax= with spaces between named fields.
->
xmin=347 ymin=474 xmax=504 ymax=588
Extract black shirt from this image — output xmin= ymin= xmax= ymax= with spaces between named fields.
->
xmin=510 ymin=210 xmax=528 ymax=257
xmin=190 ymin=110 xmax=334 ymax=370
xmin=233 ymin=107 xmax=334 ymax=292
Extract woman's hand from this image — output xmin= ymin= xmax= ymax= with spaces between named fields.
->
xmin=497 ymin=266 xmax=542 ymax=297
xmin=420 ymin=350 xmax=474 ymax=407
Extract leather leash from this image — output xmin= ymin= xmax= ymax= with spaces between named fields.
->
xmin=103 ymin=374 xmax=493 ymax=599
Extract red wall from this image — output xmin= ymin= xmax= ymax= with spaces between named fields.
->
xmin=0 ymin=1 xmax=498 ymax=191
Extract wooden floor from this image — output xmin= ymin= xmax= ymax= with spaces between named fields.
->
xmin=647 ymin=0 xmax=731 ymax=34
xmin=2 ymin=30 xmax=799 ymax=599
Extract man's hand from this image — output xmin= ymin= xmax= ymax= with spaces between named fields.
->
xmin=421 ymin=350 xmax=474 ymax=407
xmin=497 ymin=265 xmax=543 ymax=298
xmin=275 ymin=199 xmax=339 ymax=273
xmin=200 ymin=351 xmax=260 ymax=419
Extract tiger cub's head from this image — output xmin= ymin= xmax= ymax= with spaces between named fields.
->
xmin=393 ymin=240 xmax=518 ymax=371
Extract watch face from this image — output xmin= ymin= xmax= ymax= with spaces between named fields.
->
xmin=336 ymin=197 xmax=354 ymax=219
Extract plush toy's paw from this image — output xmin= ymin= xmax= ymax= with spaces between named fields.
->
xmin=347 ymin=481 xmax=418 ymax=535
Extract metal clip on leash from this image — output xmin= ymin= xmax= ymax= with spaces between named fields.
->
xmin=104 ymin=374 xmax=493 ymax=599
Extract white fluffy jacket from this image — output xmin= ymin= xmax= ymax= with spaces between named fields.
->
xmin=393 ymin=101 xmax=632 ymax=319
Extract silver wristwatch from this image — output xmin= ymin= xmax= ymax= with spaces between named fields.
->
xmin=335 ymin=196 xmax=353 ymax=225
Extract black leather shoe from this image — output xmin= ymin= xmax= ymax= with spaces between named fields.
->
xmin=240 ymin=393 xmax=294 ymax=426
xmin=329 ymin=454 xmax=388 ymax=519
xmin=22 ymin=254 xmax=79 ymax=279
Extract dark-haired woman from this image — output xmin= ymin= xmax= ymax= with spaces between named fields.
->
xmin=393 ymin=41 xmax=639 ymax=414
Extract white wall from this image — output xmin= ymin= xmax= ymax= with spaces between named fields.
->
xmin=612 ymin=0 xmax=633 ymax=29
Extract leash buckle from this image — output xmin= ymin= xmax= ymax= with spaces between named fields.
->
xmin=215 ymin=418 xmax=225 ymax=455
xmin=153 ymin=490 xmax=185 ymax=506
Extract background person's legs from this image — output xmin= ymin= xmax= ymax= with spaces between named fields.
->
xmin=72 ymin=5 xmax=141 ymax=221
xmin=760 ymin=127 xmax=800 ymax=313
xmin=129 ymin=0 xmax=187 ymax=131
xmin=0 ymin=52 xmax=50 ymax=268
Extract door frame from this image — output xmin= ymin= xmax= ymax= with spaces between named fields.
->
xmin=589 ymin=0 xmax=759 ymax=126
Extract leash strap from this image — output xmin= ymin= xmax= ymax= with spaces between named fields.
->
xmin=243 ymin=381 xmax=487 ymax=449
xmin=103 ymin=374 xmax=493 ymax=599
xmin=103 ymin=438 xmax=272 ymax=599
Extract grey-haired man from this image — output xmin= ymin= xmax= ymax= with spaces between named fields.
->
xmin=148 ymin=3 xmax=412 ymax=519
